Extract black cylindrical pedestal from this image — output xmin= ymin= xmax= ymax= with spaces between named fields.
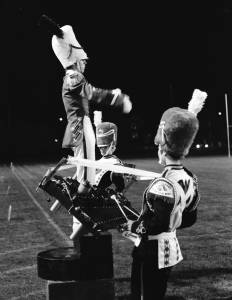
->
xmin=37 ymin=233 xmax=115 ymax=300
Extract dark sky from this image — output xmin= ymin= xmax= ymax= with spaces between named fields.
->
xmin=2 ymin=1 xmax=231 ymax=160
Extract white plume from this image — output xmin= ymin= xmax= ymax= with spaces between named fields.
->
xmin=188 ymin=89 xmax=207 ymax=116
xmin=93 ymin=111 xmax=102 ymax=127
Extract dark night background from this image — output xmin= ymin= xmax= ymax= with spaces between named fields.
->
xmin=1 ymin=1 xmax=232 ymax=162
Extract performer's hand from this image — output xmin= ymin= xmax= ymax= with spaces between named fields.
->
xmin=120 ymin=220 xmax=134 ymax=232
xmin=122 ymin=95 xmax=132 ymax=113
xmin=124 ymin=174 xmax=137 ymax=182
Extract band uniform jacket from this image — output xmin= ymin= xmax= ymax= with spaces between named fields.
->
xmin=131 ymin=164 xmax=200 ymax=269
xmin=62 ymin=70 xmax=127 ymax=148
xmin=95 ymin=155 xmax=125 ymax=192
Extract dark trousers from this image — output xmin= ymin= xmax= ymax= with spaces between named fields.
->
xmin=130 ymin=240 xmax=172 ymax=300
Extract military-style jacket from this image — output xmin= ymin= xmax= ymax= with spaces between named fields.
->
xmin=131 ymin=164 xmax=200 ymax=235
xmin=95 ymin=155 xmax=125 ymax=192
xmin=62 ymin=70 xmax=127 ymax=148
xmin=131 ymin=164 xmax=200 ymax=269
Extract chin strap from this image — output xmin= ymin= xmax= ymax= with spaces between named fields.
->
xmin=158 ymin=145 xmax=166 ymax=166
xmin=159 ymin=121 xmax=166 ymax=145
xmin=104 ymin=142 xmax=115 ymax=156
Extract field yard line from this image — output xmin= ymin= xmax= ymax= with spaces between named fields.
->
xmin=0 ymin=243 xmax=51 ymax=256
xmin=15 ymin=165 xmax=35 ymax=180
xmin=9 ymin=289 xmax=45 ymax=300
xmin=179 ymin=231 xmax=230 ymax=239
xmin=1 ymin=264 xmax=37 ymax=275
xmin=0 ymin=220 xmax=41 ymax=229
xmin=9 ymin=231 xmax=38 ymax=238
xmin=0 ymin=175 xmax=5 ymax=183
xmin=11 ymin=166 xmax=72 ymax=246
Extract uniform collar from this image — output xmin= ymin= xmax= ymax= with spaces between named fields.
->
xmin=164 ymin=164 xmax=183 ymax=170
xmin=103 ymin=154 xmax=116 ymax=159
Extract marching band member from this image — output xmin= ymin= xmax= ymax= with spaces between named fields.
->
xmin=50 ymin=19 xmax=131 ymax=183
xmin=72 ymin=121 xmax=129 ymax=241
xmin=39 ymin=15 xmax=132 ymax=183
xmin=39 ymin=15 xmax=132 ymax=242
xmin=95 ymin=121 xmax=125 ymax=192
xmin=123 ymin=89 xmax=207 ymax=300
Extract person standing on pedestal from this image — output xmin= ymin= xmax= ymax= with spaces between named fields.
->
xmin=49 ymin=20 xmax=132 ymax=183
xmin=39 ymin=15 xmax=132 ymax=241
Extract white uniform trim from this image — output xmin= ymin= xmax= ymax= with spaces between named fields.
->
xmin=148 ymin=231 xmax=176 ymax=240
xmin=111 ymin=88 xmax=121 ymax=105
xmin=148 ymin=230 xmax=183 ymax=269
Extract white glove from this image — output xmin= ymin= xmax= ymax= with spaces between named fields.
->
xmin=122 ymin=95 xmax=132 ymax=113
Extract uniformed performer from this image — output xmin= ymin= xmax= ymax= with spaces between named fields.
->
xmin=51 ymin=21 xmax=131 ymax=183
xmin=39 ymin=15 xmax=132 ymax=243
xmin=123 ymin=89 xmax=207 ymax=300
xmin=72 ymin=121 xmax=130 ymax=239
xmin=95 ymin=121 xmax=125 ymax=191
xmin=39 ymin=15 xmax=132 ymax=184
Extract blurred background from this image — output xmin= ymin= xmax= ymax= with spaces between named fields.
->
xmin=2 ymin=0 xmax=232 ymax=162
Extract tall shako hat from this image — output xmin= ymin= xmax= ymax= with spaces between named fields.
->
xmin=154 ymin=89 xmax=208 ymax=159
xmin=52 ymin=25 xmax=88 ymax=69
xmin=39 ymin=15 xmax=88 ymax=69
xmin=96 ymin=122 xmax=118 ymax=147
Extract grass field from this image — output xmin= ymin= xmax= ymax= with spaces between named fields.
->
xmin=0 ymin=156 xmax=232 ymax=300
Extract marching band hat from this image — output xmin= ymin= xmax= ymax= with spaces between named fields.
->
xmin=154 ymin=89 xmax=207 ymax=159
xmin=96 ymin=122 xmax=118 ymax=147
xmin=52 ymin=25 xmax=88 ymax=69
xmin=38 ymin=15 xmax=88 ymax=68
